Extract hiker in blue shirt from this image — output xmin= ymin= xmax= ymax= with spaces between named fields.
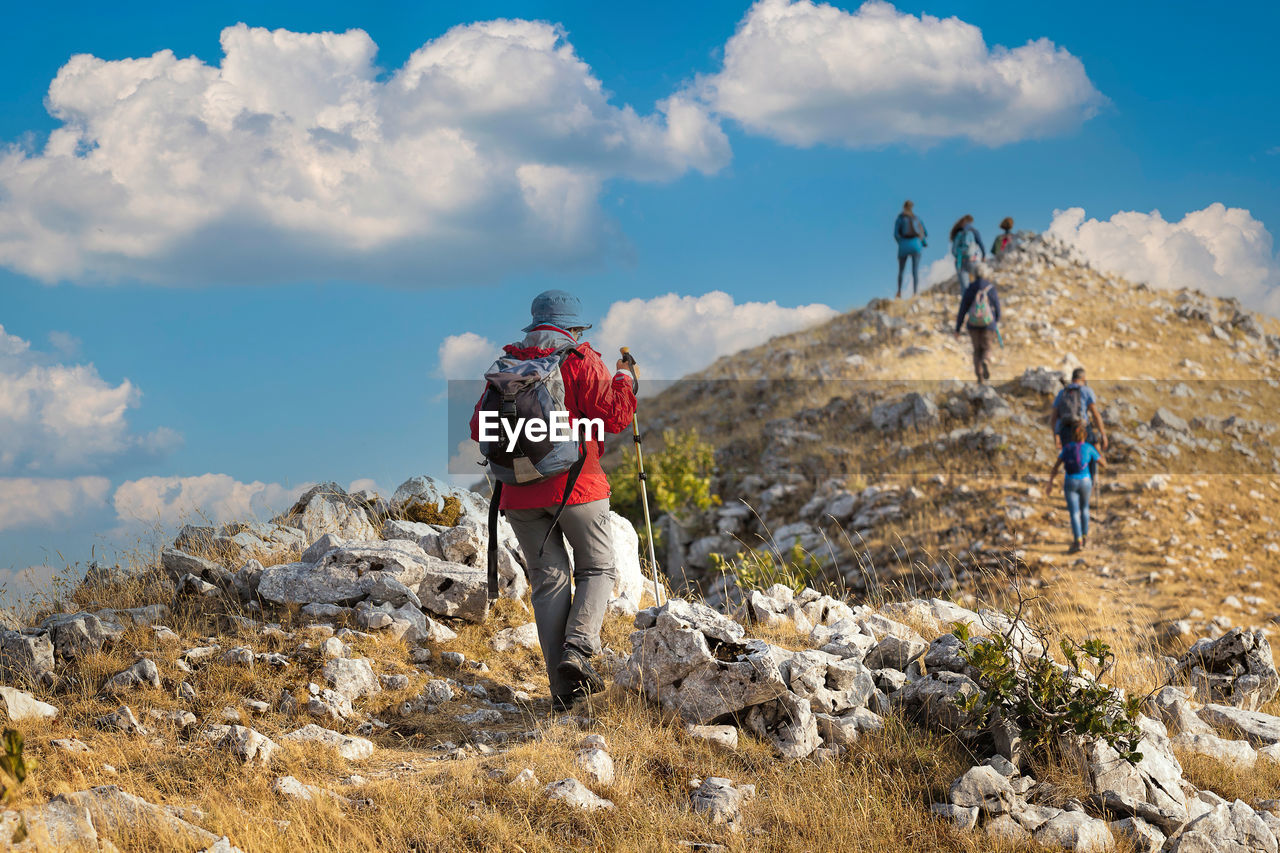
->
xmin=1048 ymin=422 xmax=1105 ymax=553
xmin=954 ymin=262 xmax=1000 ymax=384
xmin=1050 ymin=367 xmax=1108 ymax=479
xmin=894 ymin=200 xmax=927 ymax=298
xmin=950 ymin=214 xmax=985 ymax=293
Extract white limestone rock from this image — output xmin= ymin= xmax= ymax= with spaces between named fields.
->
xmin=0 ymin=685 xmax=58 ymax=721
xmin=281 ymin=724 xmax=375 ymax=761
xmin=691 ymin=776 xmax=755 ymax=830
xmin=201 ymin=724 xmax=279 ymax=764
xmin=322 ymin=657 xmax=382 ymax=702
xmin=544 ymin=778 xmax=614 ymax=811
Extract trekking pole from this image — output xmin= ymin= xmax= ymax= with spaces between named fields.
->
xmin=620 ymin=347 xmax=664 ymax=607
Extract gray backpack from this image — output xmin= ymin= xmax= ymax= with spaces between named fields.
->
xmin=478 ymin=346 xmax=584 ymax=485
xmin=478 ymin=345 xmax=587 ymax=601
xmin=1055 ymin=385 xmax=1087 ymax=430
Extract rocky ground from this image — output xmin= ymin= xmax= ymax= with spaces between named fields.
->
xmin=3 ymin=233 xmax=1280 ymax=851
xmin=1 ymin=474 xmax=1279 ymax=851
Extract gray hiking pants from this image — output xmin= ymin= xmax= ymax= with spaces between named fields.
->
xmin=505 ymin=498 xmax=617 ymax=698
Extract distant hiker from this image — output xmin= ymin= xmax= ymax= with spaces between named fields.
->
xmin=954 ymin=261 xmax=1001 ymax=384
xmin=991 ymin=217 xmax=1015 ymax=258
xmin=1048 ymin=422 xmax=1105 ymax=553
xmin=950 ymin=214 xmax=985 ymax=292
xmin=894 ymin=200 xmax=928 ymax=298
xmin=1050 ymin=367 xmax=1108 ymax=480
xmin=470 ymin=290 xmax=637 ymax=711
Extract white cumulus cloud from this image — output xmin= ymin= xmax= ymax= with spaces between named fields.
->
xmin=113 ymin=474 xmax=309 ymax=527
xmin=0 ymin=21 xmax=728 ymax=286
xmin=438 ymin=332 xmax=499 ymax=379
xmin=925 ymin=256 xmax=957 ymax=287
xmin=1047 ymin=204 xmax=1280 ymax=314
xmin=595 ymin=291 xmax=838 ymax=379
xmin=346 ymin=478 xmax=385 ymax=496
xmin=446 ymin=438 xmax=486 ymax=487
xmin=0 ymin=476 xmax=111 ymax=531
xmin=700 ymin=0 xmax=1103 ymax=148
xmin=0 ymin=324 xmax=176 ymax=473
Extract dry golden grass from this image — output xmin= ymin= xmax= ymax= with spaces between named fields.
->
xmin=6 ymin=529 xmax=1268 ymax=853
xmin=9 ymin=563 xmax=1152 ymax=853
xmin=18 ymin=692 xmax=1053 ymax=852
xmin=1176 ymin=750 xmax=1280 ymax=804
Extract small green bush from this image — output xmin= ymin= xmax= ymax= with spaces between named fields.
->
xmin=711 ymin=539 xmax=826 ymax=595
xmin=953 ymin=622 xmax=1144 ymax=764
xmin=1 ymin=729 xmax=33 ymax=843
xmin=611 ymin=429 xmax=720 ymax=536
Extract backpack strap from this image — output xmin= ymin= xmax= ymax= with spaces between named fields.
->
xmin=487 ymin=480 xmax=504 ymax=602
xmin=533 ymin=345 xmax=591 ymax=555
xmin=537 ymin=446 xmax=588 ymax=557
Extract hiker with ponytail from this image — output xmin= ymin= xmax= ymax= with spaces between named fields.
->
xmin=950 ymin=214 xmax=984 ymax=293
xmin=1047 ymin=421 xmax=1105 ymax=554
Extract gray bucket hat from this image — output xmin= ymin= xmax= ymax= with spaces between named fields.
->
xmin=522 ymin=289 xmax=592 ymax=333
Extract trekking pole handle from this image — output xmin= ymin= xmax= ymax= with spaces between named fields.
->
xmin=620 ymin=347 xmax=639 ymax=392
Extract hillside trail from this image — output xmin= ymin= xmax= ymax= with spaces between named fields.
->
xmin=621 ymin=232 xmax=1280 ymax=648
xmin=876 ymin=266 xmax=1274 ymax=639
xmin=900 ymin=263 xmax=1262 ymax=628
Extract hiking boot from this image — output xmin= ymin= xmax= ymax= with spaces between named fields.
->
xmin=551 ymin=691 xmax=580 ymax=713
xmin=557 ymin=646 xmax=605 ymax=695
xmin=1068 ymin=539 xmax=1081 ymax=554
xmin=982 ymin=361 xmax=990 ymax=382
xmin=1080 ymin=536 xmax=1088 ymax=550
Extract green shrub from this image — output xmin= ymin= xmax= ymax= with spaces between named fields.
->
xmin=953 ymin=622 xmax=1144 ymax=764
xmin=1 ymin=729 xmax=33 ymax=844
xmin=0 ymin=728 xmax=32 ymax=796
xmin=711 ymin=539 xmax=826 ymax=595
xmin=611 ymin=429 xmax=720 ymax=536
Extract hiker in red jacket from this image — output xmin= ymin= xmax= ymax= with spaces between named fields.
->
xmin=469 ymin=290 xmax=637 ymax=711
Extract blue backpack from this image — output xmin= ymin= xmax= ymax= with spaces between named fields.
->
xmin=1062 ymin=442 xmax=1089 ymax=477
xmin=953 ymin=228 xmax=979 ymax=265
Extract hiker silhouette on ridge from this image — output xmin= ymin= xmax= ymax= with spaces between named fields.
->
xmin=893 ymin=200 xmax=927 ymax=298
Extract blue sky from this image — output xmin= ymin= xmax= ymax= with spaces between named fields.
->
xmin=2 ymin=0 xmax=1278 ymax=594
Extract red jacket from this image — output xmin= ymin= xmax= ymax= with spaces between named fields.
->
xmin=470 ymin=334 xmax=636 ymax=510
